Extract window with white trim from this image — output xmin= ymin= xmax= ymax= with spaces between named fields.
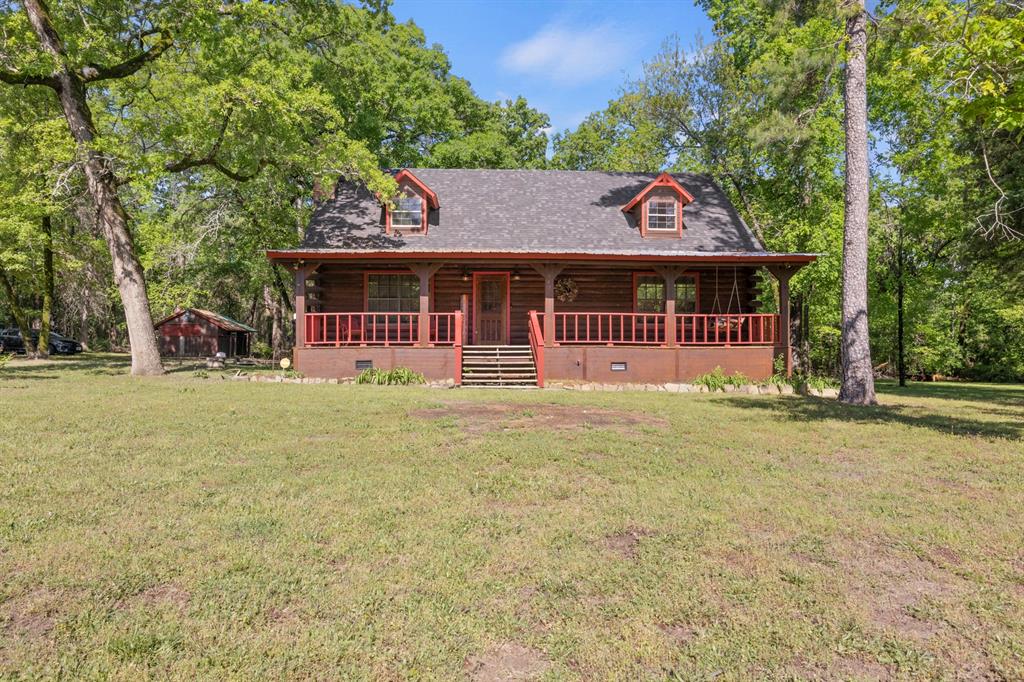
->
xmin=646 ymin=198 xmax=677 ymax=231
xmin=391 ymin=193 xmax=423 ymax=230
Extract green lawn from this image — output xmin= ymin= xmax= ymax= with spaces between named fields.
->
xmin=1 ymin=354 xmax=1022 ymax=680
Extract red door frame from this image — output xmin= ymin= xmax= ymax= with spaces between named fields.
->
xmin=471 ymin=271 xmax=511 ymax=345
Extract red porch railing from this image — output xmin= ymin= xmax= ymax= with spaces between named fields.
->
xmin=530 ymin=311 xmax=779 ymax=347
xmin=677 ymin=313 xmax=778 ymax=345
xmin=547 ymin=312 xmax=667 ymax=345
xmin=428 ymin=312 xmax=459 ymax=345
xmin=304 ymin=313 xmax=419 ymax=346
xmin=528 ymin=310 xmax=544 ymax=388
xmin=303 ymin=311 xmax=464 ymax=355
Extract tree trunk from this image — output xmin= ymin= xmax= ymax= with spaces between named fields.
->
xmin=896 ymin=220 xmax=906 ymax=387
xmin=21 ymin=0 xmax=163 ymax=375
xmin=271 ymin=265 xmax=294 ymax=348
xmin=838 ymin=0 xmax=877 ymax=406
xmin=791 ymin=291 xmax=809 ymax=374
xmin=264 ymin=284 xmax=285 ymax=357
xmin=78 ymin=306 xmax=89 ymax=348
xmin=36 ymin=215 xmax=54 ymax=357
xmin=0 ymin=265 xmax=37 ymax=358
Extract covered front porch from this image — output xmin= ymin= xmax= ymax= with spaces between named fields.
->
xmin=285 ymin=257 xmax=809 ymax=386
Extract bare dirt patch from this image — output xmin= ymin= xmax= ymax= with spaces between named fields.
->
xmin=604 ymin=526 xmax=654 ymax=560
xmin=302 ymin=434 xmax=337 ymax=443
xmin=825 ymin=448 xmax=873 ymax=481
xmin=789 ymin=656 xmax=893 ymax=680
xmin=658 ymin=623 xmax=697 ymax=647
xmin=411 ymin=402 xmax=667 ymax=435
xmin=267 ymin=605 xmax=298 ymax=624
xmin=870 ymin=576 xmax=951 ymax=639
xmin=929 ymin=546 xmax=962 ymax=567
xmin=1 ymin=588 xmax=59 ymax=640
xmin=137 ymin=583 xmax=190 ymax=610
xmin=838 ymin=541 xmax=967 ymax=642
xmin=466 ymin=642 xmax=550 ymax=681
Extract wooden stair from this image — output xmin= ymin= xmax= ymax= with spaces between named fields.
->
xmin=461 ymin=345 xmax=538 ymax=388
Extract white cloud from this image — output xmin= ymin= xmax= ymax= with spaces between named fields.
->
xmin=500 ymin=22 xmax=631 ymax=86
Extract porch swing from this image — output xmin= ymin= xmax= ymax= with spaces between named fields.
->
xmin=710 ymin=265 xmax=747 ymax=341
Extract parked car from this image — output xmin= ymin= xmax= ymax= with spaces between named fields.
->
xmin=0 ymin=327 xmax=26 ymax=354
xmin=0 ymin=329 xmax=82 ymax=355
xmin=37 ymin=331 xmax=83 ymax=355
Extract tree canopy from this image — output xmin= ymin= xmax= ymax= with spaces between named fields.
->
xmin=1 ymin=0 xmax=1021 ymax=381
xmin=551 ymin=0 xmax=1023 ymax=381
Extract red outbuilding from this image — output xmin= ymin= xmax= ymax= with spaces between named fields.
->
xmin=154 ymin=308 xmax=255 ymax=358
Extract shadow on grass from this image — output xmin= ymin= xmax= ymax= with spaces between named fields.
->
xmin=1 ymin=353 xmax=268 ymax=381
xmin=723 ymin=393 xmax=1023 ymax=441
xmin=1 ymin=353 xmax=132 ymax=380
xmin=1 ymin=352 xmax=140 ymax=378
xmin=876 ymin=380 xmax=1024 ymax=407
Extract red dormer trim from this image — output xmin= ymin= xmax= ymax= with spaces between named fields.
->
xmin=384 ymin=170 xmax=438 ymax=236
xmin=384 ymin=188 xmax=428 ymax=235
xmin=622 ymin=172 xmax=694 ymax=239
xmin=621 ymin=172 xmax=694 ymax=212
xmin=393 ymin=169 xmax=439 ymax=209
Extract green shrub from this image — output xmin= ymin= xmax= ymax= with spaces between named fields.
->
xmin=693 ymin=366 xmax=749 ymax=391
xmin=803 ymin=374 xmax=840 ymax=391
xmin=0 ymin=353 xmax=13 ymax=370
xmin=763 ymin=355 xmax=796 ymax=388
xmin=355 ymin=367 xmax=426 ymax=385
xmin=251 ymin=341 xmax=272 ymax=359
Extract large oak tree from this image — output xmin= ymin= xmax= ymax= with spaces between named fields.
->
xmin=1 ymin=0 xmax=172 ymax=374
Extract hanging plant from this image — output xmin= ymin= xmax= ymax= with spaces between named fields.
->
xmin=554 ymin=276 xmax=578 ymax=303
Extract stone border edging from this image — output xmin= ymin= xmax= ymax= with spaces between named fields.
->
xmin=219 ymin=373 xmax=838 ymax=397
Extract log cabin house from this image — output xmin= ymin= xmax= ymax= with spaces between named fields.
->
xmin=267 ymin=169 xmax=816 ymax=387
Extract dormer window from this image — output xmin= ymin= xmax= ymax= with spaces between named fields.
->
xmin=392 ymin=193 xmax=424 ymax=229
xmin=621 ymin=171 xmax=694 ymax=238
xmin=385 ymin=169 xmax=439 ymax=236
xmin=646 ymin=198 xmax=677 ymax=231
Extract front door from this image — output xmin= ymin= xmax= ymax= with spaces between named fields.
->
xmin=474 ymin=273 xmax=509 ymax=345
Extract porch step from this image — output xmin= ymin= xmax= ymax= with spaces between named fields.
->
xmin=461 ymin=345 xmax=538 ymax=388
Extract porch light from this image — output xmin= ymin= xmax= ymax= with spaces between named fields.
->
xmin=512 ymin=269 xmax=521 ymax=281
xmin=461 ymin=269 xmax=470 ymax=282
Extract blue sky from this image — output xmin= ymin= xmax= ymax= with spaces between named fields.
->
xmin=390 ymin=0 xmax=714 ymax=137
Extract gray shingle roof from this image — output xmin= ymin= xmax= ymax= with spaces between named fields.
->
xmin=298 ymin=169 xmax=767 ymax=256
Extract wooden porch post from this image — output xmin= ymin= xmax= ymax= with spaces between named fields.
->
xmin=532 ymin=264 xmax=563 ymax=348
xmin=767 ymin=265 xmax=797 ymax=377
xmin=654 ymin=266 xmax=684 ymax=348
xmin=411 ymin=262 xmax=443 ymax=347
xmin=292 ymin=262 xmax=314 ymax=350
xmin=460 ymin=293 xmax=469 ymax=342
